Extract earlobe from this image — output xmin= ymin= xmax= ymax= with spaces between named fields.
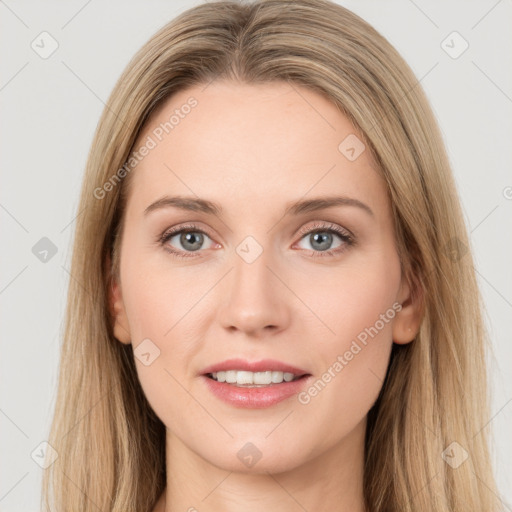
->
xmin=107 ymin=256 xmax=132 ymax=345
xmin=392 ymin=277 xmax=424 ymax=345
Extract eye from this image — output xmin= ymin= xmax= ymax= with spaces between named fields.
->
xmin=159 ymin=223 xmax=217 ymax=259
xmin=294 ymin=221 xmax=354 ymax=257
xmin=159 ymin=221 xmax=355 ymax=260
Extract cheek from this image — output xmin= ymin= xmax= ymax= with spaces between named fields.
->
xmin=294 ymin=249 xmax=401 ymax=351
xmin=120 ymin=264 xmax=206 ymax=434
xmin=121 ymin=257 xmax=205 ymax=342
xmin=119 ymin=254 xmax=215 ymax=415
xmin=293 ymin=252 xmax=400 ymax=419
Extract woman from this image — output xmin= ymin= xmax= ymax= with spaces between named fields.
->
xmin=41 ymin=0 xmax=502 ymax=510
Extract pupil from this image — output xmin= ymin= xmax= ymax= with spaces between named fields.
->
xmin=311 ymin=232 xmax=332 ymax=251
xmin=181 ymin=232 xmax=203 ymax=251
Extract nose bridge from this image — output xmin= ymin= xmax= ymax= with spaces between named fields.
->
xmin=218 ymin=234 xmax=290 ymax=335
xmin=233 ymin=240 xmax=271 ymax=296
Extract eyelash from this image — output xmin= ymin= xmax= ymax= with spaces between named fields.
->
xmin=158 ymin=221 xmax=355 ymax=260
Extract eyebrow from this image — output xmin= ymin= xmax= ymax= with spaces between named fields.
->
xmin=144 ymin=194 xmax=374 ymax=218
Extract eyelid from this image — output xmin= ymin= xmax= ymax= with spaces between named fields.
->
xmin=159 ymin=222 xmax=213 ymax=241
xmin=295 ymin=220 xmax=354 ymax=241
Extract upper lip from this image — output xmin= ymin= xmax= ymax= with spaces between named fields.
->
xmin=201 ymin=358 xmax=309 ymax=376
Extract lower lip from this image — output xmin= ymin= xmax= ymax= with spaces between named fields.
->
xmin=202 ymin=375 xmax=311 ymax=409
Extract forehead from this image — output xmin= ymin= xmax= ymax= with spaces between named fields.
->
xmin=126 ymin=80 xmax=387 ymax=218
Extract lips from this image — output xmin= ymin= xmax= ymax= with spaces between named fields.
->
xmin=200 ymin=358 xmax=309 ymax=376
xmin=200 ymin=358 xmax=312 ymax=409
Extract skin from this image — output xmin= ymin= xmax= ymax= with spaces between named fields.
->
xmin=109 ymin=80 xmax=422 ymax=512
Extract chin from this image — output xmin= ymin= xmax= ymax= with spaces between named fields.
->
xmin=197 ymin=437 xmax=312 ymax=475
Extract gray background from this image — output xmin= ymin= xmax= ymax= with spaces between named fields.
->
xmin=1 ymin=0 xmax=511 ymax=510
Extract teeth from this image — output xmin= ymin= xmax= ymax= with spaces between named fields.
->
xmin=254 ymin=371 xmax=272 ymax=384
xmin=210 ymin=370 xmax=299 ymax=385
xmin=271 ymin=371 xmax=283 ymax=383
xmin=225 ymin=370 xmax=237 ymax=383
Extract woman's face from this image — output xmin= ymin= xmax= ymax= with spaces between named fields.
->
xmin=110 ymin=80 xmax=419 ymax=473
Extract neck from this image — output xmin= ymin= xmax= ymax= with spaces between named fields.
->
xmin=157 ymin=418 xmax=366 ymax=512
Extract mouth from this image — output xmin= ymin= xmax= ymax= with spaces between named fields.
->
xmin=200 ymin=358 xmax=312 ymax=408
xmin=205 ymin=370 xmax=309 ymax=387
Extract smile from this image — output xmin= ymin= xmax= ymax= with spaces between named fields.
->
xmin=200 ymin=358 xmax=312 ymax=408
xmin=207 ymin=370 xmax=303 ymax=386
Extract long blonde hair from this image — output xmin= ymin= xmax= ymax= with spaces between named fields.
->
xmin=42 ymin=1 xmax=502 ymax=510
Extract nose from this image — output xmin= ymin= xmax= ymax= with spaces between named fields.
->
xmin=217 ymin=245 xmax=291 ymax=338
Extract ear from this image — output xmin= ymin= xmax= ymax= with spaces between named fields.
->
xmin=392 ymin=274 xmax=423 ymax=345
xmin=106 ymin=255 xmax=132 ymax=345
